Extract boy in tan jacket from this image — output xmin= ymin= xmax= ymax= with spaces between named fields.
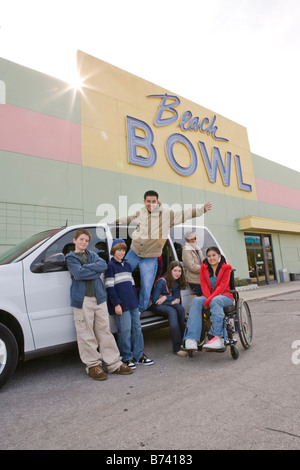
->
xmin=117 ymin=190 xmax=212 ymax=313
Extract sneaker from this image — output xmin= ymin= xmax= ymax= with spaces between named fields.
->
xmin=88 ymin=365 xmax=108 ymax=381
xmin=134 ymin=354 xmax=154 ymax=366
xmin=124 ymin=360 xmax=136 ymax=370
xmin=112 ymin=363 xmax=134 ymax=375
xmin=203 ymin=336 xmax=225 ymax=351
xmin=185 ymin=339 xmax=198 ymax=350
xmin=176 ymin=350 xmax=188 ymax=357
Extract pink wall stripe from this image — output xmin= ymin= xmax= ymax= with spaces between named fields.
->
xmin=255 ymin=177 xmax=300 ymax=211
xmin=0 ymin=104 xmax=81 ymax=164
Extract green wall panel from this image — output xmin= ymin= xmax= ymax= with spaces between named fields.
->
xmin=252 ymin=153 xmax=300 ymax=190
xmin=0 ymin=58 xmax=80 ymax=123
xmin=0 ymin=151 xmax=83 ymax=208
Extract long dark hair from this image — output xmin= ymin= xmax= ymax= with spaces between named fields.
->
xmin=203 ymin=246 xmax=227 ymax=277
xmin=164 ymin=261 xmax=187 ymax=289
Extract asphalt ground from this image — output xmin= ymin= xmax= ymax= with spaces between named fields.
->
xmin=1 ymin=281 xmax=300 ymax=451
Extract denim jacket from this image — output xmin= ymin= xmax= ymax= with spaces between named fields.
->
xmin=151 ymin=277 xmax=181 ymax=305
xmin=66 ymin=250 xmax=107 ymax=308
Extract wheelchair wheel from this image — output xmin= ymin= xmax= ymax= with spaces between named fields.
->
xmin=236 ymin=299 xmax=253 ymax=349
xmin=230 ymin=345 xmax=239 ymax=360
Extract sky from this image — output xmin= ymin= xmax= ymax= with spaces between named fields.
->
xmin=1 ymin=0 xmax=300 ymax=173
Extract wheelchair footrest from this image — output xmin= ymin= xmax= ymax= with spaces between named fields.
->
xmin=205 ymin=347 xmax=226 ymax=353
xmin=225 ymin=338 xmax=238 ymax=346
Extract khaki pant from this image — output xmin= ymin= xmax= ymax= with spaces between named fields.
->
xmin=73 ymin=297 xmax=122 ymax=373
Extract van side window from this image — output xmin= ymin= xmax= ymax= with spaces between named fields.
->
xmin=170 ymin=226 xmax=217 ymax=259
xmin=31 ymin=227 xmax=109 ymax=273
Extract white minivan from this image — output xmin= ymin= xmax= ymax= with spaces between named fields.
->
xmin=0 ymin=223 xmax=222 ymax=389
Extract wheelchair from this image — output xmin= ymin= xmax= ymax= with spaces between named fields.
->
xmin=186 ymin=270 xmax=253 ymax=360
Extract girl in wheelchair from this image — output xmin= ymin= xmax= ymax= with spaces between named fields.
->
xmin=184 ymin=246 xmax=234 ymax=351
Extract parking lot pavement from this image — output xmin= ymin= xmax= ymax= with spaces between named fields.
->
xmin=237 ymin=280 xmax=300 ymax=302
xmin=1 ymin=282 xmax=300 ymax=451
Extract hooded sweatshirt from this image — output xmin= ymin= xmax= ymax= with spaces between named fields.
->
xmin=66 ymin=250 xmax=107 ymax=308
xmin=200 ymin=263 xmax=234 ymax=308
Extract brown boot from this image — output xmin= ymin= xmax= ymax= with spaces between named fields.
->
xmin=112 ymin=363 xmax=134 ymax=375
xmin=88 ymin=365 xmax=108 ymax=381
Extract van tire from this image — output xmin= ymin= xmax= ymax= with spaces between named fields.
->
xmin=0 ymin=323 xmax=19 ymax=389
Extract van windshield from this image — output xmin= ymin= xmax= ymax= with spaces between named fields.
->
xmin=0 ymin=228 xmax=63 ymax=265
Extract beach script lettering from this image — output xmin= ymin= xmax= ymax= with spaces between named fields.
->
xmin=126 ymin=93 xmax=252 ymax=192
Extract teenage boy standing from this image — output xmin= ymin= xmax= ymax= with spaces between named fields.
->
xmin=66 ymin=228 xmax=133 ymax=381
xmin=105 ymin=238 xmax=154 ymax=369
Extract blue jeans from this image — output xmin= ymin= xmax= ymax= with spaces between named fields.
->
xmin=184 ymin=295 xmax=234 ymax=340
xmin=189 ymin=283 xmax=203 ymax=295
xmin=150 ymin=303 xmax=185 ymax=353
xmin=114 ymin=308 xmax=144 ymax=362
xmin=126 ymin=249 xmax=158 ymax=312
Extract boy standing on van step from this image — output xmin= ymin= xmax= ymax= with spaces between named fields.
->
xmin=117 ymin=190 xmax=212 ymax=314
xmin=105 ymin=239 xmax=153 ymax=369
xmin=66 ymin=228 xmax=133 ymax=381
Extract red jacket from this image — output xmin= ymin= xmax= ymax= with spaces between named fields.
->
xmin=200 ymin=263 xmax=234 ymax=308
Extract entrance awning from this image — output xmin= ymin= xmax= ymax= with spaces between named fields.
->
xmin=237 ymin=216 xmax=300 ymax=234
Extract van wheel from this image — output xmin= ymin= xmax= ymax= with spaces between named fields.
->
xmin=0 ymin=323 xmax=19 ymax=389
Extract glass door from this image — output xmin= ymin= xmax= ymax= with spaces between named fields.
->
xmin=255 ymin=247 xmax=266 ymax=284
xmin=245 ymin=234 xmax=276 ymax=285
xmin=263 ymin=235 xmax=275 ymax=282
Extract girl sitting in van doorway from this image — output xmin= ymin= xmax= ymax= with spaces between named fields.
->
xmin=150 ymin=261 xmax=188 ymax=357
xmin=184 ymin=246 xmax=234 ymax=351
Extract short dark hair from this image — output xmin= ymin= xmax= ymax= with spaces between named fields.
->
xmin=73 ymin=228 xmax=92 ymax=241
xmin=144 ymin=190 xmax=159 ymax=200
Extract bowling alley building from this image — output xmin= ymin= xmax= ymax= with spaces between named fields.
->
xmin=1 ymin=51 xmax=300 ymax=285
